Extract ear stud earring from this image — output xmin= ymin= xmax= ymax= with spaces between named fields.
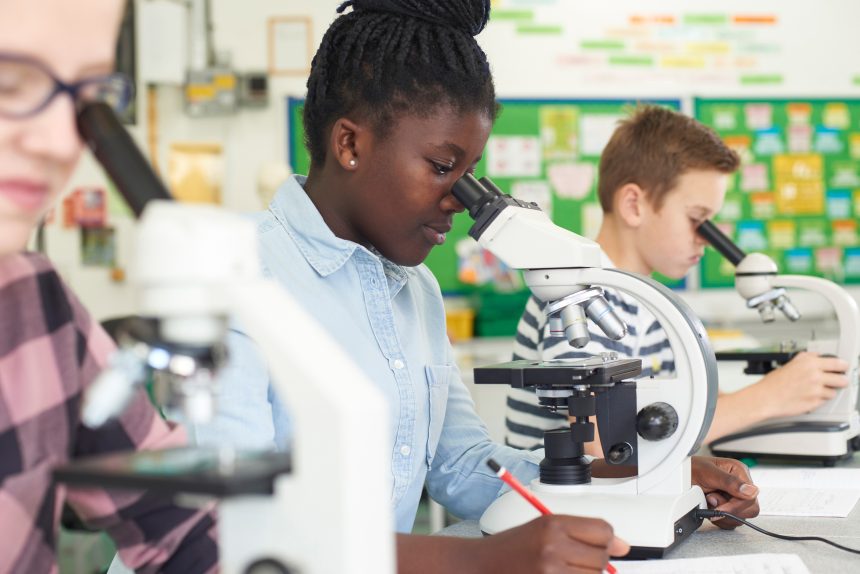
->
xmin=349 ymin=159 xmax=357 ymax=167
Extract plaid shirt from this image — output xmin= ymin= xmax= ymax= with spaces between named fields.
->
xmin=0 ymin=253 xmax=218 ymax=574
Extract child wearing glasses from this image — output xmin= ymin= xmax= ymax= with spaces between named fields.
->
xmin=0 ymin=1 xmax=216 ymax=571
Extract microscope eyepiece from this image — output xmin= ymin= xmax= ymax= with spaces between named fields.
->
xmin=451 ymin=173 xmax=499 ymax=219
xmin=77 ymin=102 xmax=172 ymax=218
xmin=452 ymin=174 xmax=545 ymax=242
xmin=696 ymin=220 xmax=745 ymax=266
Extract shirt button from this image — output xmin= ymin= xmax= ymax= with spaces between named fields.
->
xmin=400 ymin=444 xmax=411 ymax=456
xmin=393 ymin=359 xmax=404 ymax=370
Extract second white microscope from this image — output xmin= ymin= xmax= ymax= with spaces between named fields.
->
xmin=451 ymin=175 xmax=719 ymax=558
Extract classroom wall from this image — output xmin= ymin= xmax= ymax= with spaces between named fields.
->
xmin=481 ymin=0 xmax=860 ymax=99
xmin=48 ymin=0 xmax=860 ymax=325
xmin=47 ymin=0 xmax=344 ymax=320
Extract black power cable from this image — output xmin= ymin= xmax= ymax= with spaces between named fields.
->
xmin=695 ymin=509 xmax=860 ymax=556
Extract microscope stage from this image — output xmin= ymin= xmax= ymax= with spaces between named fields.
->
xmin=54 ymin=447 xmax=292 ymax=497
xmin=473 ymin=357 xmax=642 ymax=389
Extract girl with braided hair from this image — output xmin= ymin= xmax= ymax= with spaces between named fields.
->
xmin=190 ymin=1 xmax=757 ymax=570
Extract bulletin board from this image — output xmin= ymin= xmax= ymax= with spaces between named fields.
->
xmin=695 ymin=98 xmax=860 ymax=288
xmin=288 ymin=97 xmax=681 ymax=293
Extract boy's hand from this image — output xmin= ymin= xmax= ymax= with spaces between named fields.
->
xmin=691 ymin=456 xmax=760 ymax=529
xmin=476 ymin=515 xmax=629 ymax=573
xmin=758 ymin=352 xmax=849 ymax=418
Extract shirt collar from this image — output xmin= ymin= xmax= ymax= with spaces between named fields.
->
xmin=269 ymin=175 xmax=408 ymax=291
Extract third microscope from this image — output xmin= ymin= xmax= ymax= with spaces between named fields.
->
xmin=697 ymin=219 xmax=860 ymax=464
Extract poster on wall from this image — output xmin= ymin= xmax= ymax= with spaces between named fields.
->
xmin=167 ymin=143 xmax=224 ymax=204
xmin=80 ymin=227 xmax=117 ymax=268
xmin=268 ymin=16 xmax=312 ymax=76
xmin=63 ymin=187 xmax=107 ymax=228
xmin=696 ymin=98 xmax=860 ymax=287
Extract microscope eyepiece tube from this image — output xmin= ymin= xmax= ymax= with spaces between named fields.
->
xmin=696 ymin=220 xmax=746 ymax=266
xmin=584 ymin=296 xmax=627 ymax=341
xmin=451 ymin=173 xmax=496 ymax=218
xmin=77 ymin=102 xmax=173 ymax=218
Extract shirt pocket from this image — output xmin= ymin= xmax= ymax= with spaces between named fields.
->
xmin=424 ymin=364 xmax=453 ymax=468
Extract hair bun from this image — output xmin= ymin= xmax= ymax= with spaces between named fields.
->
xmin=338 ymin=0 xmax=490 ymax=36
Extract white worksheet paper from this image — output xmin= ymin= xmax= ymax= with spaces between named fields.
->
xmin=750 ymin=467 xmax=860 ymax=517
xmin=616 ymin=553 xmax=809 ymax=573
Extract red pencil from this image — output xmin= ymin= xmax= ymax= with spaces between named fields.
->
xmin=487 ymin=458 xmax=618 ymax=574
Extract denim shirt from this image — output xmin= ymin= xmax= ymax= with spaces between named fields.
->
xmin=187 ymin=175 xmax=541 ymax=532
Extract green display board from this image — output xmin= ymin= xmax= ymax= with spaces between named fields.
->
xmin=288 ymin=97 xmax=681 ymax=294
xmin=695 ymin=98 xmax=860 ymax=288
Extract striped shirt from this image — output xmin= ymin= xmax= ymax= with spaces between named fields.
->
xmin=0 ymin=253 xmax=217 ymax=574
xmin=505 ymin=253 xmax=675 ymax=450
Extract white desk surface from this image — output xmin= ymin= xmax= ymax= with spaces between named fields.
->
xmin=436 ymin=455 xmax=860 ymax=573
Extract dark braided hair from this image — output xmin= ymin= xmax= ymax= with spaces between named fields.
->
xmin=303 ymin=0 xmax=497 ymax=167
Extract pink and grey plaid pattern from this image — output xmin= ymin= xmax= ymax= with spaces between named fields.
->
xmin=0 ymin=254 xmax=218 ymax=574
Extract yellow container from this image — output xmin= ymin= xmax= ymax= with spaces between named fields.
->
xmin=446 ymin=308 xmax=475 ymax=342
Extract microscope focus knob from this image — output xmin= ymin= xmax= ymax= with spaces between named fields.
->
xmin=606 ymin=442 xmax=634 ymax=465
xmin=636 ymin=402 xmax=679 ymax=441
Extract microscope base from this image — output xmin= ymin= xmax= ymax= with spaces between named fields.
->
xmin=710 ymin=420 xmax=860 ymax=466
xmin=479 ymin=482 xmax=705 ymax=558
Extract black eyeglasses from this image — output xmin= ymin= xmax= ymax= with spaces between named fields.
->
xmin=0 ymin=52 xmax=133 ymax=119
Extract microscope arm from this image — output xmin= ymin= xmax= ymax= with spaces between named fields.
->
xmin=771 ymin=274 xmax=860 ymax=419
xmin=772 ymin=274 xmax=860 ymax=366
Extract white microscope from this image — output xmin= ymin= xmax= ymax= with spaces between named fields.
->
xmin=697 ymin=220 xmax=860 ymax=465
xmin=451 ymin=175 xmax=719 ymax=558
xmin=53 ymin=103 xmax=395 ymax=574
